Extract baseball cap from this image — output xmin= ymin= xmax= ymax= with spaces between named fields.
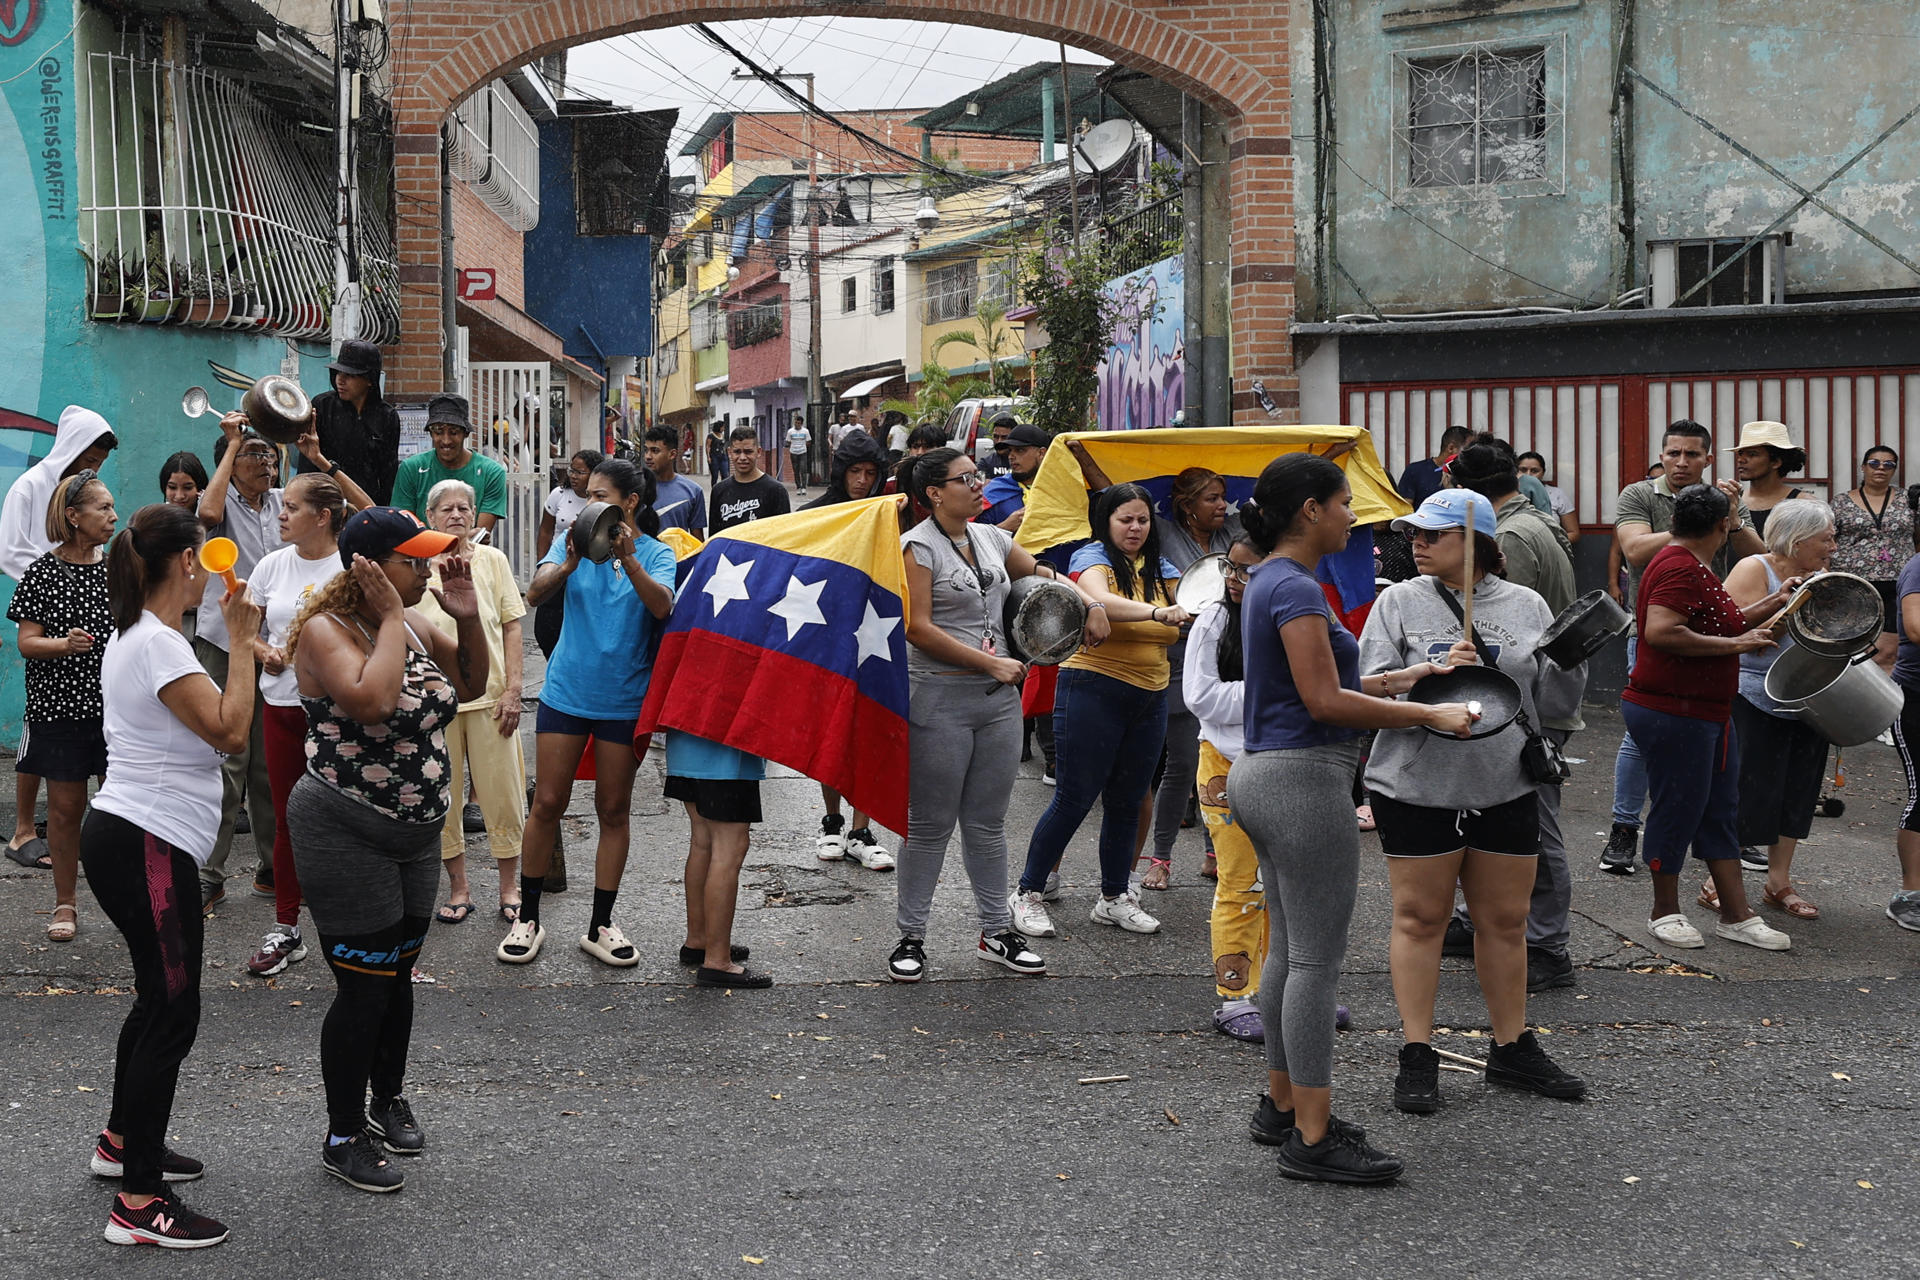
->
xmin=338 ymin=507 xmax=458 ymax=569
xmin=327 ymin=338 xmax=383 ymax=379
xmin=1391 ymin=489 xmax=1496 ymax=538
xmin=1004 ymin=424 xmax=1048 ymax=449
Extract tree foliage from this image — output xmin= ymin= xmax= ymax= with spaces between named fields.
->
xmin=1019 ymin=239 xmax=1136 ymax=436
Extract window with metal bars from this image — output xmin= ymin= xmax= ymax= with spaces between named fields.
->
xmin=842 ymin=277 xmax=858 ymax=313
xmin=872 ymin=257 xmax=896 ymax=314
xmin=924 ymin=259 xmax=977 ymax=324
xmin=1401 ymin=44 xmax=1551 ymax=190
xmin=728 ymin=298 xmax=784 ymax=348
xmin=693 ymin=300 xmax=720 ymax=350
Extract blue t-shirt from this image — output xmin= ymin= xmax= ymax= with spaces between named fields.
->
xmin=1397 ymin=458 xmax=1444 ymax=508
xmin=1893 ymin=553 xmax=1920 ymax=691
xmin=664 ymin=730 xmax=765 ymax=781
xmin=1067 ymin=542 xmax=1181 ymax=584
xmin=977 ymin=475 xmax=1025 ymax=527
xmin=539 ymin=533 xmax=677 ymax=719
xmin=1241 ymin=556 xmax=1361 ymax=752
xmin=653 ymin=474 xmax=707 ymax=535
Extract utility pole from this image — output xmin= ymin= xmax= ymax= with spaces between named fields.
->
xmin=733 ymin=68 xmax=822 ymax=459
xmin=331 ymin=0 xmax=368 ymax=350
xmin=1059 ymin=46 xmax=1079 ymax=248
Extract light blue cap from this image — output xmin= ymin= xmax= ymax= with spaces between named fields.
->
xmin=1390 ymin=488 xmax=1497 ymax=538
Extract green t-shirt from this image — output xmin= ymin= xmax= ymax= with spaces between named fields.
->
xmin=390 ymin=448 xmax=510 ymax=521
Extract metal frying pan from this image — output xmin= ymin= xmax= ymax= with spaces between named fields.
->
xmin=570 ymin=500 xmax=625 ymax=564
xmin=1174 ymin=552 xmax=1232 ymax=614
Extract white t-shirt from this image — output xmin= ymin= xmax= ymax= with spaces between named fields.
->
xmin=545 ymin=487 xmax=590 ymax=543
xmin=91 ymin=613 xmax=225 ymax=864
xmin=247 ymin=544 xmax=341 ymax=706
xmin=828 ymin=423 xmax=851 ymax=451
xmin=887 ymin=422 xmax=910 ymax=453
xmin=786 ymin=426 xmax=811 ymax=454
xmin=1543 ymin=484 xmax=1573 ymax=518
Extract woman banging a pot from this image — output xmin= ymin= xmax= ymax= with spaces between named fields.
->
xmin=1358 ymin=490 xmax=1585 ymax=1115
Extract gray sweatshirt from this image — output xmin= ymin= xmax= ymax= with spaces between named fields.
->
xmin=1359 ymin=574 xmax=1566 ymax=811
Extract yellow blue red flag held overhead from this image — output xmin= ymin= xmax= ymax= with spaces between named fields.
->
xmin=636 ymin=496 xmax=910 ymax=835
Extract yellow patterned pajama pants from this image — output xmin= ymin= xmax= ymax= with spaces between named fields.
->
xmin=1198 ymin=738 xmax=1266 ymax=999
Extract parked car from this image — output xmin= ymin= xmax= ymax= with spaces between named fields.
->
xmin=943 ymin=397 xmax=1033 ymax=466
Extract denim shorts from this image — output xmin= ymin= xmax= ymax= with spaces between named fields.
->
xmin=535 ymin=701 xmax=640 ymax=744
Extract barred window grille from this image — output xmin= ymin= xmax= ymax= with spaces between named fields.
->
xmin=78 ymin=53 xmax=399 ymax=344
xmin=871 ymin=256 xmax=896 ymax=314
xmin=728 ymin=298 xmax=783 ymax=348
xmin=656 ymin=338 xmax=679 ymax=376
xmin=1394 ymin=40 xmax=1563 ymax=196
xmin=692 ymin=300 xmax=720 ymax=351
xmin=924 ymin=259 xmax=977 ymax=324
xmin=447 ymin=81 xmax=540 ymax=232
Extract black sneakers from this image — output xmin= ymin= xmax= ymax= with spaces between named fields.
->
xmin=1598 ymin=823 xmax=1639 ymax=875
xmin=1248 ymin=1094 xmax=1367 ymax=1147
xmin=1486 ymin=1030 xmax=1587 ymax=1099
xmin=90 ymin=1131 xmax=204 ymax=1182
xmin=1740 ymin=846 xmax=1769 ymax=873
xmin=322 ymin=1133 xmax=405 ymax=1193
xmin=1276 ymin=1127 xmax=1404 ymax=1185
xmin=104 ymin=1191 xmax=229 ymax=1248
xmin=1526 ymin=947 xmax=1576 ymax=992
xmin=1393 ymin=1041 xmax=1444 ymax=1113
xmin=1441 ymin=916 xmax=1476 ymax=958
xmin=977 ymin=930 xmax=1046 ymax=975
xmin=366 ymin=1096 xmax=425 ymax=1155
xmin=887 ymin=936 xmax=927 ymax=983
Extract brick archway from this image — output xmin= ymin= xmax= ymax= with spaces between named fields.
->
xmin=386 ymin=1 xmax=1296 ymax=417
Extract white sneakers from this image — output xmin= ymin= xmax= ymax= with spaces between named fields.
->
xmin=844 ymin=829 xmax=896 ymax=871
xmin=1012 ymin=891 xmax=1056 ymax=938
xmin=1090 ymin=894 xmax=1161 ymax=934
xmin=815 ymin=828 xmax=847 ymax=861
xmin=1649 ymin=912 xmax=1791 ymax=951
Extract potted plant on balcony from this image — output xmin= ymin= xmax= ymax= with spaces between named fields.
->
xmin=84 ymin=249 xmax=128 ymax=320
xmin=180 ymin=266 xmax=233 ymax=326
xmin=130 ymin=244 xmax=180 ymax=323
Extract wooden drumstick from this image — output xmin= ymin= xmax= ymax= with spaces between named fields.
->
xmin=1461 ymin=505 xmax=1475 ymax=642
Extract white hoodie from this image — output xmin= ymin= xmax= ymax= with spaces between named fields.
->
xmin=0 ymin=406 xmax=116 ymax=580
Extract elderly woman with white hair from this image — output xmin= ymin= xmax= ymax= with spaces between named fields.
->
xmin=413 ymin=478 xmax=528 ymax=922
xmin=1718 ymin=497 xmax=1836 ymax=921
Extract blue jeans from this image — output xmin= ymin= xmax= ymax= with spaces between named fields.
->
xmin=1620 ymin=701 xmax=1740 ymax=874
xmin=1018 ymin=667 xmax=1168 ymax=899
xmin=1612 ymin=636 xmax=1649 ymax=828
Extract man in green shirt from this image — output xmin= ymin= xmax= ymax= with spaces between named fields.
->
xmin=391 ymin=393 xmax=509 ymax=535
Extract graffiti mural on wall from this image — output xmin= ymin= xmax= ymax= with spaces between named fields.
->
xmin=1095 ymin=254 xmax=1184 ymax=432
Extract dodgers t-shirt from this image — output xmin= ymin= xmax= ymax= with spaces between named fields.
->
xmin=539 ymin=533 xmax=676 ymax=719
xmin=1241 ymin=556 xmax=1361 ymax=752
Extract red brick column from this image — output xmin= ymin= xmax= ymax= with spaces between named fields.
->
xmin=384 ymin=0 xmax=1297 ymax=421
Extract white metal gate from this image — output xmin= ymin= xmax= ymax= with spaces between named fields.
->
xmin=466 ymin=362 xmax=548 ymax=583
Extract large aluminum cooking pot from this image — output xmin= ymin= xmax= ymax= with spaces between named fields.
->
xmin=1783 ymin=571 xmax=1882 ymax=661
xmin=239 ymin=375 xmax=312 ymax=444
xmin=1536 ymin=589 xmax=1630 ymax=670
xmin=1004 ymin=576 xmax=1087 ymax=666
xmin=1764 ymin=645 xmax=1904 ymax=746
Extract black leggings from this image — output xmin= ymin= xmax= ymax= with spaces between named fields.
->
xmin=80 ymin=810 xmax=204 ymax=1195
xmin=316 ymin=917 xmax=428 ymax=1138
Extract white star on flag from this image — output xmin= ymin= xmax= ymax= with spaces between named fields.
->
xmin=853 ymin=602 xmax=899 ymax=667
xmin=703 ymin=553 xmax=753 ymax=615
xmin=767 ymin=575 xmax=828 ymax=641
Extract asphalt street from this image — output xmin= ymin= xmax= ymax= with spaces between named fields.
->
xmin=3 ymin=664 xmax=1917 ymax=1277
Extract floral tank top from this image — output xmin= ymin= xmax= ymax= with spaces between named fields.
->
xmin=302 ymin=618 xmax=457 ymax=824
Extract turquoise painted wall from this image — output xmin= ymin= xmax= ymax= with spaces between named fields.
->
xmin=0 ymin=2 xmax=334 ymax=745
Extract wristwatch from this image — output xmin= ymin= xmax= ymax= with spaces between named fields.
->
xmin=325 ymin=462 xmax=341 ymax=477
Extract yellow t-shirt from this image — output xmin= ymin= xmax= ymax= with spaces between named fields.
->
xmin=415 ymin=543 xmax=527 ymax=711
xmin=1063 ymin=548 xmax=1181 ymax=691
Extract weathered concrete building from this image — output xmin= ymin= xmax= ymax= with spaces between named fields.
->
xmin=1293 ymin=0 xmax=1920 ymax=546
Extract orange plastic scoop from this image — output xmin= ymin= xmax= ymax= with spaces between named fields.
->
xmin=200 ymin=536 xmax=240 ymax=593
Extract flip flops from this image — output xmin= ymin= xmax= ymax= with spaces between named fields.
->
xmin=435 ymin=901 xmax=475 ymax=925
xmin=6 ymin=836 xmax=50 ymax=870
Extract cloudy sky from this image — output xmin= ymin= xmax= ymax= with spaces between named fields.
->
xmin=563 ymin=19 xmax=1106 ymax=174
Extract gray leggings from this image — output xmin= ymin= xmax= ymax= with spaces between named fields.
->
xmin=1227 ymin=740 xmax=1363 ymax=1088
xmin=1149 ymin=706 xmax=1201 ymax=861
xmin=896 ymin=674 xmax=1024 ymax=937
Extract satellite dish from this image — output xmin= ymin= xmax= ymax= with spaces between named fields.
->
xmin=1074 ymin=120 xmax=1134 ymax=175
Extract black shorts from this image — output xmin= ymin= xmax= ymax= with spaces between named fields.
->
xmin=664 ymin=775 xmax=763 ymax=825
xmin=1370 ymin=790 xmax=1540 ymax=858
xmin=18 ymin=717 xmax=107 ymax=782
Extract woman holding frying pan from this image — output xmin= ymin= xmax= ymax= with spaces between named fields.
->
xmin=1358 ymin=489 xmax=1584 ymax=1116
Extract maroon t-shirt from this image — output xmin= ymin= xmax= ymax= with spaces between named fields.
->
xmin=1624 ymin=543 xmax=1749 ymax=722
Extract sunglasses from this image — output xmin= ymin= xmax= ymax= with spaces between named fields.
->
xmin=386 ymin=555 xmax=430 ymax=575
xmin=1864 ymin=459 xmax=1899 ymax=470
xmin=1408 ymin=527 xmax=1463 ymax=546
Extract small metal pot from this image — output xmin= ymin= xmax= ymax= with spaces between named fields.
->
xmin=1005 ymin=576 xmax=1087 ymax=666
xmin=1783 ymin=571 xmax=1882 ymax=661
xmin=1764 ymin=645 xmax=1904 ymax=746
xmin=1535 ymin=589 xmax=1630 ymax=670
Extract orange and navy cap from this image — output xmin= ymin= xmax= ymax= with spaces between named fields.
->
xmin=338 ymin=507 xmax=458 ymax=569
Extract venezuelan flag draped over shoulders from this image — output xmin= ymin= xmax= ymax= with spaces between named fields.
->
xmin=636 ymin=496 xmax=910 ymax=834
xmin=1014 ymin=425 xmax=1410 ymax=617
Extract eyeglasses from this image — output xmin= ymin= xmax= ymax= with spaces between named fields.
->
xmin=386 ymin=555 xmax=429 ymax=575
xmin=1408 ymin=527 xmax=1461 ymax=546
xmin=1223 ymin=562 xmax=1253 ymax=583
xmin=237 ymin=448 xmax=277 ymax=462
xmin=942 ymin=472 xmax=985 ymax=489
xmin=1864 ymin=459 xmax=1899 ymax=470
